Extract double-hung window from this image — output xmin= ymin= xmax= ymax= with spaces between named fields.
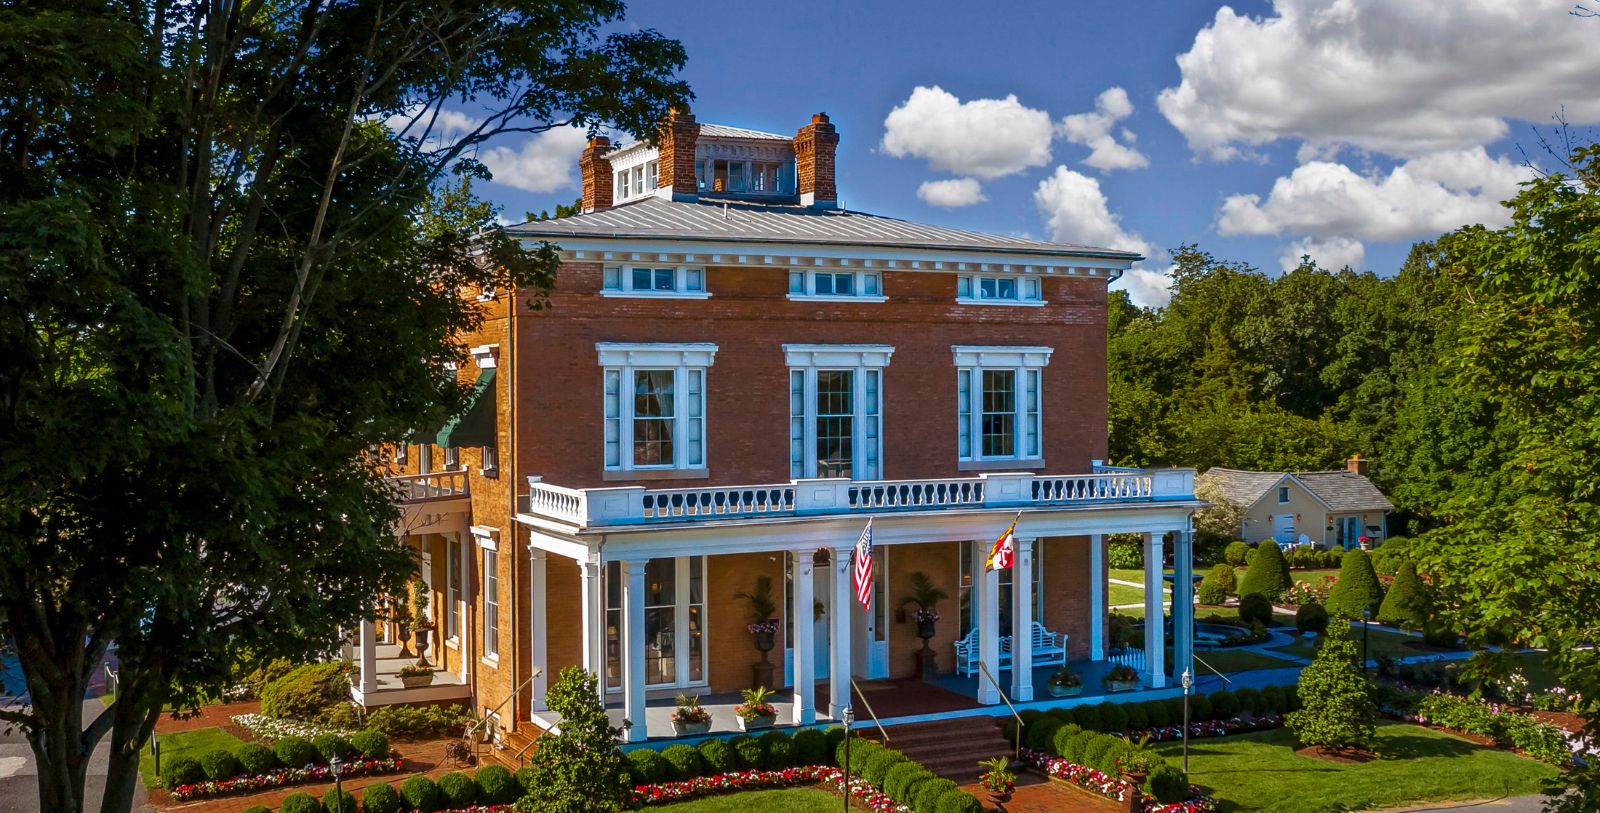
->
xmin=600 ymin=266 xmax=709 ymax=298
xmin=598 ymin=344 xmax=717 ymax=473
xmin=788 ymin=270 xmax=886 ymax=302
xmin=954 ymin=346 xmax=1052 ymax=464
xmin=785 ymin=345 xmax=893 ymax=479
xmin=481 ymin=545 xmax=499 ymax=660
xmin=956 ymin=274 xmax=1044 ymax=306
xmin=446 ymin=536 xmax=461 ymax=640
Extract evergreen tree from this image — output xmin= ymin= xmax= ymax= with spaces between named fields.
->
xmin=1239 ymin=541 xmax=1291 ymax=601
xmin=1376 ymin=560 xmax=1427 ymax=630
xmin=517 ymin=668 xmax=632 ymax=813
xmin=1286 ymin=613 xmax=1378 ymax=751
xmin=1327 ymin=549 xmax=1385 ymax=619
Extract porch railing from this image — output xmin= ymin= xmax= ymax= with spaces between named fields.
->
xmin=388 ymin=470 xmax=469 ymax=503
xmin=525 ymin=467 xmax=1196 ymax=529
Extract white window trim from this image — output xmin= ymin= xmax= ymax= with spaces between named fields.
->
xmin=600 ymin=265 xmax=712 ymax=299
xmin=785 ymin=345 xmax=892 ymax=480
xmin=787 ymin=270 xmax=888 ymax=303
xmin=481 ymin=544 xmax=499 ymax=664
xmin=603 ymin=556 xmax=710 ymax=693
xmin=956 ymin=273 xmax=1047 ymax=307
xmin=598 ymin=343 xmax=717 ymax=473
xmin=954 ymin=345 xmax=1051 ymax=463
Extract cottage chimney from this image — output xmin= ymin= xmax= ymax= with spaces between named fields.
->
xmin=579 ymin=136 xmax=614 ymax=213
xmin=656 ymin=107 xmax=700 ymax=201
xmin=793 ymin=112 xmax=840 ymax=209
xmin=1347 ymin=454 xmax=1368 ymax=476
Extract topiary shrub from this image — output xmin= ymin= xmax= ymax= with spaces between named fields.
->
xmin=698 ymin=738 xmax=737 ymax=773
xmin=935 ymin=789 xmax=984 ymax=813
xmin=626 ymin=749 xmax=668 ymax=786
xmin=1123 ymin=700 xmax=1149 ymax=731
xmin=758 ymin=730 xmax=795 ymax=769
xmin=399 ymin=775 xmax=440 ymax=813
xmin=1144 ymin=699 xmax=1171 ymax=728
xmin=661 ymin=743 xmax=705 ymax=779
xmin=1262 ymin=685 xmax=1287 ymax=714
xmin=273 ymin=735 xmax=318 ymax=769
xmin=1224 ymin=541 xmax=1251 ymax=567
xmin=260 ymin=663 xmax=352 ymax=722
xmin=309 ymin=733 xmax=354 ymax=763
xmin=1096 ymin=702 xmax=1128 ymax=733
xmin=198 ymin=747 xmax=240 ymax=781
xmin=1050 ymin=723 xmax=1083 ymax=759
xmin=235 ymin=742 xmax=277 ymax=775
xmin=1240 ymin=541 xmax=1290 ymax=601
xmin=1189 ymin=693 xmax=1212 ymax=721
xmin=914 ymin=778 xmax=959 ymax=813
xmin=1234 ymin=686 xmax=1262 ymax=715
xmin=1239 ymin=592 xmax=1274 ymax=627
xmin=837 ymin=738 xmax=880 ymax=774
xmin=321 ymin=788 xmax=355 ymax=813
xmin=160 ymin=756 xmax=204 ymax=789
xmin=729 ymin=735 xmax=762 ymax=771
xmin=824 ymin=727 xmax=847 ymax=762
xmin=885 ymin=762 xmax=934 ymax=807
xmin=1026 ymin=717 xmax=1064 ymax=752
xmin=864 ymin=748 xmax=908 ymax=787
xmin=279 ymin=792 xmax=322 ymax=813
xmin=1286 ymin=614 xmax=1378 ymax=750
xmin=474 ymin=764 xmax=517 ymax=804
xmin=1296 ymin=601 xmax=1329 ymax=635
xmin=791 ymin=729 xmax=827 ymax=767
xmin=1209 ymin=689 xmax=1240 ymax=719
xmin=436 ymin=771 xmax=477 ymax=808
xmin=343 ymin=728 xmax=385 ymax=760
xmin=1145 ymin=764 xmax=1189 ymax=803
xmin=1071 ymin=704 xmax=1102 ymax=732
xmin=1062 ymin=728 xmax=1098 ymax=765
xmin=361 ymin=783 xmax=401 ymax=813
xmin=1327 ymin=549 xmax=1385 ymax=619
xmin=1377 ymin=560 xmax=1428 ymax=630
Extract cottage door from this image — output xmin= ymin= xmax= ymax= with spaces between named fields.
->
xmin=852 ymin=548 xmax=889 ymax=679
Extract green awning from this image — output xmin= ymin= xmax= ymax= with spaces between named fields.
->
xmin=434 ymin=367 xmax=497 ymax=448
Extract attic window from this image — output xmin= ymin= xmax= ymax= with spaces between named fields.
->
xmin=1278 ymin=486 xmax=1290 ymax=503
xmin=957 ymin=274 xmax=1044 ymax=306
xmin=697 ymin=159 xmax=791 ymax=194
xmin=600 ymin=266 xmax=711 ymax=299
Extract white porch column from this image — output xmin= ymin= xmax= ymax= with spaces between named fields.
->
xmin=620 ymin=558 xmax=648 ymax=742
xmin=529 ymin=547 xmax=549 ymax=712
xmin=791 ymin=551 xmax=816 ymax=725
xmin=359 ymin=618 xmax=378 ymax=693
xmin=1089 ymin=533 xmax=1106 ymax=661
xmin=578 ymin=560 xmax=604 ymax=680
xmin=975 ymin=540 xmax=1001 ymax=705
xmin=1142 ymin=532 xmax=1167 ymax=688
xmin=829 ymin=546 xmax=853 ymax=719
xmin=1011 ymin=537 xmax=1036 ymax=702
xmin=1172 ymin=532 xmax=1195 ymax=684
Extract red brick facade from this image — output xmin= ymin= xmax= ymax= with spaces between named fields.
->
xmin=655 ymin=108 xmax=699 ymax=199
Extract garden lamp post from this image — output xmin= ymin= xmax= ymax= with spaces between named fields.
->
xmin=842 ymin=706 xmax=854 ymax=813
xmin=329 ymin=754 xmax=344 ymax=813
xmin=1180 ymin=668 xmax=1193 ymax=774
xmin=1361 ymin=604 xmax=1372 ymax=674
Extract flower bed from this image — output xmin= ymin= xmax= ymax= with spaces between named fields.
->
xmin=167 ymin=757 xmax=404 ymax=801
xmin=1379 ymin=688 xmax=1580 ymax=765
xmin=229 ymin=713 xmax=358 ymax=741
xmin=1136 ymin=712 xmax=1284 ymax=743
xmin=631 ymin=765 xmax=911 ymax=812
xmin=1021 ymin=749 xmax=1217 ymax=813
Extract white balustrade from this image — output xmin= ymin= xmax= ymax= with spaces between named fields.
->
xmin=387 ymin=471 xmax=468 ymax=502
xmin=641 ymin=484 xmax=797 ymax=519
xmin=848 ymin=477 xmax=985 ymax=509
xmin=1031 ymin=473 xmax=1152 ymax=502
xmin=527 ymin=479 xmax=589 ymax=523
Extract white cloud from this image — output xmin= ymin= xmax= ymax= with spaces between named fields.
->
xmin=382 ymin=104 xmax=481 ymax=146
xmin=480 ymin=127 xmax=591 ymax=194
xmin=1216 ymin=147 xmax=1532 ymax=243
xmin=881 ymin=86 xmax=1054 ymax=179
xmin=1280 ymin=236 xmax=1366 ymax=273
xmin=1034 ymin=166 xmax=1170 ymax=308
xmin=1158 ymin=0 xmax=1600 ymax=160
xmin=917 ymin=178 xmax=987 ymax=207
xmin=1057 ymin=87 xmax=1149 ymax=172
xmin=1113 ymin=268 xmax=1175 ymax=310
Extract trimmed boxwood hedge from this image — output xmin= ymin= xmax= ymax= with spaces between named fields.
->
xmin=235 ymin=742 xmax=277 ymax=775
xmin=399 ymin=775 xmax=441 ymax=813
xmin=1096 ymin=702 xmax=1128 ymax=732
xmin=436 ymin=771 xmax=477 ymax=808
xmin=476 ymin=764 xmax=518 ymax=804
xmin=1145 ymin=764 xmax=1189 ymax=803
xmin=1144 ymin=699 xmax=1171 ymax=728
xmin=159 ymin=756 xmax=204 ymax=789
xmin=350 ymin=729 xmax=389 ymax=760
xmin=1209 ymin=689 xmax=1241 ymax=719
xmin=697 ymin=738 xmax=738 ymax=773
xmin=1071 ymin=704 xmax=1101 ymax=731
xmin=757 ymin=730 xmax=795 ymax=769
xmin=361 ymin=783 xmax=401 ymax=813
xmin=627 ymin=749 xmax=669 ymax=785
xmin=729 ymin=734 xmax=762 ymax=770
xmin=198 ymin=748 xmax=239 ymax=781
xmin=1025 ymin=716 xmax=1064 ymax=751
xmin=273 ymin=736 xmax=318 ymax=769
xmin=661 ymin=743 xmax=705 ymax=779
xmin=321 ymin=787 xmax=355 ymax=813
xmin=279 ymin=792 xmax=321 ymax=813
xmin=914 ymin=778 xmax=959 ymax=813
xmin=792 ymin=728 xmax=829 ymax=766
xmin=861 ymin=747 xmax=907 ymax=786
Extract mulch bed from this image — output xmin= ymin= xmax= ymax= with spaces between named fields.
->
xmin=1529 ymin=709 xmax=1585 ymax=734
xmin=1294 ymin=745 xmax=1378 ymax=763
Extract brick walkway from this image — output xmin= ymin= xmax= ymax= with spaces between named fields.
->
xmin=960 ymin=772 xmax=1122 ymax=813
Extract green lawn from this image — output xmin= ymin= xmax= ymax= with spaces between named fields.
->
xmin=656 ymin=788 xmax=856 ymax=812
xmin=1154 ymin=722 xmax=1556 ymax=813
xmin=140 ymin=726 xmax=246 ymax=788
xmin=1191 ymin=649 xmax=1297 ymax=674
xmin=1109 ymin=582 xmax=1148 ymax=606
xmin=1270 ymin=625 xmax=1425 ymax=662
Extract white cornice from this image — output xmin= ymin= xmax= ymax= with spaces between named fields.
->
xmin=537 ymin=240 xmax=1132 ymax=279
xmin=952 ymin=345 xmax=1054 ymax=368
xmin=782 ymin=344 xmax=896 ymax=368
xmin=596 ymin=342 xmax=719 ymax=368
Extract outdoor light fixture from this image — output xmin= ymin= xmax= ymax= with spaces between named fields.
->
xmin=841 ymin=706 xmax=855 ymax=813
xmin=1180 ymin=669 xmax=1193 ymax=774
xmin=329 ymin=754 xmax=344 ymax=813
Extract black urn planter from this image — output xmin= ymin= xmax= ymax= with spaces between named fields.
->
xmin=396 ymin=623 xmax=415 ymax=658
xmin=754 ymin=630 xmax=776 ymax=653
xmin=916 ymin=619 xmax=938 ymax=640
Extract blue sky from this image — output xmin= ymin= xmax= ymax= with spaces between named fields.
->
xmin=473 ymin=0 xmax=1600 ymax=306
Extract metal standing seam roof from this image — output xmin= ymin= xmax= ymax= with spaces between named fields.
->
xmin=696 ymin=122 xmax=792 ymax=141
xmin=506 ymin=196 xmax=1143 ymax=260
xmin=1200 ymin=467 xmax=1393 ymax=513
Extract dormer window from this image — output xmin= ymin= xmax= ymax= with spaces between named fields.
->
xmin=613 ymin=160 xmax=659 ymax=203
xmin=788 ymin=270 xmax=887 ymax=302
xmin=601 ymin=265 xmax=711 ymax=299
xmin=697 ymin=159 xmax=792 ymax=195
xmin=957 ymin=274 xmax=1045 ymax=306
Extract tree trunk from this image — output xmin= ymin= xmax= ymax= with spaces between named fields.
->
xmin=98 ymin=694 xmax=160 ymax=813
xmin=25 ymin=665 xmax=92 ymax=813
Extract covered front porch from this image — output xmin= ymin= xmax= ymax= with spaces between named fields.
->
xmin=348 ymin=642 xmax=471 ymax=707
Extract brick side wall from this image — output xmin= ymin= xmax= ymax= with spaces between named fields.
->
xmin=1040 ymin=535 xmax=1093 ymax=662
xmin=885 ymin=541 xmax=961 ymax=678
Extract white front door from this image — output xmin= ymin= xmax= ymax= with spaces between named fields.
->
xmin=853 ymin=548 xmax=889 ymax=678
xmin=1273 ymin=514 xmax=1296 ymax=543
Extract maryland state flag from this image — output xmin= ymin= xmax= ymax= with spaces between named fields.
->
xmin=985 ymin=511 xmax=1021 ymax=571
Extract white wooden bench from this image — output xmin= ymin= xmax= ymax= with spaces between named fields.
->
xmin=953 ymin=623 xmax=1068 ymax=676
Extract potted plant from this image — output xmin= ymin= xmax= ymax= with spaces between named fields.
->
xmin=1115 ymin=739 xmax=1164 ymax=784
xmin=1047 ymin=666 xmax=1083 ymax=697
xmin=977 ymin=756 xmax=1015 ymax=805
xmin=1102 ymin=663 xmax=1141 ymax=692
xmin=397 ymin=663 xmax=435 ymax=688
xmin=734 ymin=686 xmax=778 ymax=731
xmin=899 ymin=571 xmax=949 ymax=680
xmin=409 ymin=577 xmax=433 ymax=667
xmin=671 ymin=693 xmax=712 ymax=736
xmin=734 ymin=576 xmax=780 ymax=689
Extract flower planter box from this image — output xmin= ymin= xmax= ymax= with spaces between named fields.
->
xmin=1047 ymin=684 xmax=1083 ymax=698
xmin=672 ymin=720 xmax=712 ymax=736
xmin=399 ymin=674 xmax=435 ymax=688
xmin=737 ymin=714 xmax=777 ymax=732
xmin=1102 ymin=679 xmax=1140 ymax=693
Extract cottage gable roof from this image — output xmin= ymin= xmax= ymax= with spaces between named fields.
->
xmin=1199 ymin=468 xmax=1289 ymax=509
xmin=1200 ymin=466 xmax=1393 ymax=514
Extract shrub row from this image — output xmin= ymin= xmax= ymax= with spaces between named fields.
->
xmin=364 ymin=703 xmax=475 ymax=738
xmin=1396 ymin=690 xmax=1571 ymax=765
xmin=256 ymin=766 xmax=528 ymax=813
xmin=159 ymin=730 xmax=390 ymax=789
xmin=835 ymin=737 xmax=981 ymax=813
xmin=1040 ymin=724 xmax=1189 ymax=804
xmin=1002 ymin=684 xmax=1301 ymax=746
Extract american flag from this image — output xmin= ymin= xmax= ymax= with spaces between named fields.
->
xmin=853 ymin=519 xmax=875 ymax=609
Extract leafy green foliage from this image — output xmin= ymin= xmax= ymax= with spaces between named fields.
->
xmin=349 ymin=729 xmax=389 ymax=760
xmin=1108 ymin=535 xmax=1144 ymax=569
xmin=516 ymin=667 xmax=630 ymax=813
xmin=1327 ymin=550 xmax=1385 ymax=619
xmin=1287 ymin=614 xmax=1378 ymax=750
xmin=279 ymin=793 xmax=322 ymax=813
xmin=791 ymin=729 xmax=828 ymax=766
xmin=235 ymin=742 xmax=277 ymax=775
xmin=1145 ymin=764 xmax=1189 ymax=803
xmin=365 ymin=703 xmax=473 ymax=737
xmin=935 ymin=789 xmax=984 ymax=813
xmin=1296 ymin=601 xmax=1329 ymax=635
xmin=400 ymin=775 xmax=440 ymax=813
xmin=476 ymin=764 xmax=517 ymax=804
xmin=1240 ymin=542 xmax=1291 ymax=601
xmin=1239 ymin=593 xmax=1274 ymax=626
xmin=361 ymin=783 xmax=401 ymax=813
xmin=1225 ymin=541 xmax=1252 ymax=567
xmin=1376 ymin=560 xmax=1427 ymax=630
xmin=273 ymin=736 xmax=318 ymax=769
xmin=914 ymin=778 xmax=959 ymax=813
xmin=309 ymin=733 xmax=355 ymax=763
xmin=260 ymin=664 xmax=352 ymax=723
xmin=160 ymin=757 xmax=204 ymax=789
xmin=321 ymin=787 xmax=355 ymax=813
xmin=436 ymin=772 xmax=477 ymax=807
xmin=661 ymin=743 xmax=706 ymax=779
xmin=627 ymin=749 xmax=668 ymax=785
xmin=758 ymin=730 xmax=795 ymax=769
xmin=698 ymin=738 xmax=737 ymax=773
xmin=198 ymin=748 xmax=239 ymax=781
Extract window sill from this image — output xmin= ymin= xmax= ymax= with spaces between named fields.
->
xmin=958 ymin=458 xmax=1047 ymax=472
xmin=480 ymin=655 xmax=500 ymax=669
xmin=479 ymin=467 xmax=498 ymax=479
xmin=445 ymin=637 xmax=460 ymax=650
xmin=787 ymin=294 xmax=889 ymax=303
xmin=599 ymin=290 xmax=713 ymax=300
xmin=603 ymin=468 xmax=711 ymax=482
xmin=956 ymin=297 xmax=1047 ymax=307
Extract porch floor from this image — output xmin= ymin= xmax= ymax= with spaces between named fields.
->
xmin=350 ymin=643 xmax=471 ymax=707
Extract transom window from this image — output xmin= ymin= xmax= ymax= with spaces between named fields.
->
xmin=601 ymin=266 xmax=708 ymax=298
xmin=598 ymin=343 xmax=717 ymax=472
xmin=788 ymin=270 xmax=886 ymax=301
xmin=955 ymin=346 xmax=1051 ymax=463
xmin=957 ymin=274 xmax=1044 ymax=305
xmin=786 ymin=345 xmax=892 ymax=479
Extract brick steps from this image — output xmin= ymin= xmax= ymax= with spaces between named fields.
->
xmin=864 ymin=717 xmax=1015 ymax=782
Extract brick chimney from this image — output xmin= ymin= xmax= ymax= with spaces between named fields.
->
xmin=579 ymin=136 xmax=614 ymax=213
xmin=656 ymin=107 xmax=700 ymax=200
xmin=1347 ymin=454 xmax=1368 ymax=476
xmin=794 ymin=112 xmax=840 ymax=209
